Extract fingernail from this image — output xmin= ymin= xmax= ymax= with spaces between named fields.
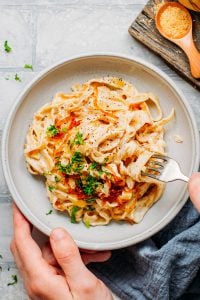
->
xmin=51 ymin=228 xmax=66 ymax=241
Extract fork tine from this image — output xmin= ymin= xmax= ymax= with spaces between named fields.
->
xmin=145 ymin=167 xmax=161 ymax=174
xmin=148 ymin=161 xmax=165 ymax=168
xmin=141 ymin=171 xmax=158 ymax=180
xmin=151 ymin=154 xmax=168 ymax=161
xmin=142 ymin=155 xmax=189 ymax=183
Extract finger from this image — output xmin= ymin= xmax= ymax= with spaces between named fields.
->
xmin=81 ymin=251 xmax=112 ymax=265
xmin=41 ymin=242 xmax=66 ymax=276
xmin=188 ymin=173 xmax=200 ymax=212
xmin=50 ymin=228 xmax=95 ymax=284
xmin=13 ymin=204 xmax=55 ymax=277
xmin=42 ymin=242 xmax=59 ymax=267
xmin=12 ymin=205 xmax=71 ymax=298
xmin=26 ymin=274 xmax=71 ymax=300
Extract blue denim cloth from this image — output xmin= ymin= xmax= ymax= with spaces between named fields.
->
xmin=90 ymin=200 xmax=200 ymax=300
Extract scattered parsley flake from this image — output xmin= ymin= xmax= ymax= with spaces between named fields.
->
xmin=73 ymin=163 xmax=84 ymax=173
xmin=98 ymin=169 xmax=104 ymax=176
xmin=7 ymin=266 xmax=10 ymax=271
xmin=46 ymin=210 xmax=53 ymax=215
xmin=55 ymin=175 xmax=60 ymax=183
xmin=74 ymin=131 xmax=84 ymax=145
xmin=46 ymin=125 xmax=59 ymax=137
xmin=90 ymin=162 xmax=109 ymax=176
xmin=7 ymin=275 xmax=18 ymax=286
xmin=4 ymin=40 xmax=12 ymax=53
xmin=0 ymin=266 xmax=2 ymax=272
xmin=84 ymin=220 xmax=90 ymax=228
xmin=57 ymin=161 xmax=72 ymax=174
xmin=62 ymin=127 xmax=67 ymax=132
xmin=86 ymin=198 xmax=96 ymax=203
xmin=0 ymin=254 xmax=3 ymax=259
xmin=48 ymin=186 xmax=55 ymax=192
xmin=103 ymin=157 xmax=109 ymax=163
xmin=24 ymin=64 xmax=33 ymax=70
xmin=71 ymin=152 xmax=84 ymax=173
xmin=77 ymin=175 xmax=102 ymax=196
xmin=70 ymin=206 xmax=80 ymax=223
xmin=15 ymin=73 xmax=21 ymax=82
xmin=71 ymin=151 xmax=84 ymax=164
xmin=57 ymin=152 xmax=84 ymax=175
xmin=90 ymin=162 xmax=98 ymax=170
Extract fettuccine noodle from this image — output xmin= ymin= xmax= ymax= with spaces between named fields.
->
xmin=24 ymin=77 xmax=174 ymax=226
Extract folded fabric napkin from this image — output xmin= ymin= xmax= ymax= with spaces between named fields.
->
xmin=90 ymin=200 xmax=200 ymax=300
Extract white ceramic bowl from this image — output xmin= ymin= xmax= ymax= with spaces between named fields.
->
xmin=2 ymin=54 xmax=199 ymax=250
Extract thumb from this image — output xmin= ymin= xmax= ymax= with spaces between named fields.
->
xmin=50 ymin=228 xmax=92 ymax=283
xmin=188 ymin=173 xmax=200 ymax=212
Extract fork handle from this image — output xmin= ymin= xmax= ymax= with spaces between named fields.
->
xmin=179 ymin=174 xmax=189 ymax=183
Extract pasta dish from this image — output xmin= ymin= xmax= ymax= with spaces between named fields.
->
xmin=24 ymin=77 xmax=174 ymax=226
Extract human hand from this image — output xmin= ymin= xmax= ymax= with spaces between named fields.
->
xmin=10 ymin=204 xmax=113 ymax=300
xmin=188 ymin=173 xmax=200 ymax=212
xmin=42 ymin=242 xmax=111 ymax=267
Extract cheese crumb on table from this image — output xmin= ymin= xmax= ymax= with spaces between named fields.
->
xmin=174 ymin=134 xmax=183 ymax=143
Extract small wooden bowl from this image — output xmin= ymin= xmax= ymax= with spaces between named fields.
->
xmin=156 ymin=2 xmax=200 ymax=78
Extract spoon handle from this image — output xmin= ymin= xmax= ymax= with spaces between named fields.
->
xmin=182 ymin=39 xmax=200 ymax=79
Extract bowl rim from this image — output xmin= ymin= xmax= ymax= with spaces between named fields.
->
xmin=2 ymin=52 xmax=200 ymax=250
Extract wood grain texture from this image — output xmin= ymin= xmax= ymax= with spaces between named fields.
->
xmin=129 ymin=0 xmax=200 ymax=90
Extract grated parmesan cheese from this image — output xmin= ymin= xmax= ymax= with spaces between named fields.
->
xmin=160 ymin=6 xmax=190 ymax=39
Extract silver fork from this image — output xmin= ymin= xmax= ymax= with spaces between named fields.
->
xmin=142 ymin=154 xmax=189 ymax=183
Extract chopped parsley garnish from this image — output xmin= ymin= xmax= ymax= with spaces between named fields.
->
xmin=15 ymin=73 xmax=21 ymax=82
xmin=4 ymin=40 xmax=12 ymax=53
xmin=48 ymin=186 xmax=55 ymax=192
xmin=46 ymin=209 xmax=53 ymax=215
xmin=86 ymin=198 xmax=96 ymax=203
xmin=74 ymin=131 xmax=84 ymax=145
xmin=90 ymin=162 xmax=98 ymax=170
xmin=0 ymin=266 xmax=2 ymax=272
xmin=84 ymin=220 xmax=90 ymax=228
xmin=77 ymin=175 xmax=102 ymax=196
xmin=0 ymin=254 xmax=3 ymax=259
xmin=70 ymin=206 xmax=80 ymax=223
xmin=73 ymin=163 xmax=84 ymax=173
xmin=55 ymin=175 xmax=60 ymax=183
xmin=89 ymin=161 xmax=109 ymax=176
xmin=7 ymin=275 xmax=18 ymax=286
xmin=57 ymin=161 xmax=72 ymax=174
xmin=46 ymin=125 xmax=59 ymax=137
xmin=24 ymin=64 xmax=33 ymax=70
xmin=71 ymin=151 xmax=84 ymax=164
xmin=57 ymin=152 xmax=84 ymax=175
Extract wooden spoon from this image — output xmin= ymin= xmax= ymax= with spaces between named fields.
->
xmin=156 ymin=2 xmax=200 ymax=78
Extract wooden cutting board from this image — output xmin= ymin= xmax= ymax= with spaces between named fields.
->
xmin=129 ymin=0 xmax=200 ymax=90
